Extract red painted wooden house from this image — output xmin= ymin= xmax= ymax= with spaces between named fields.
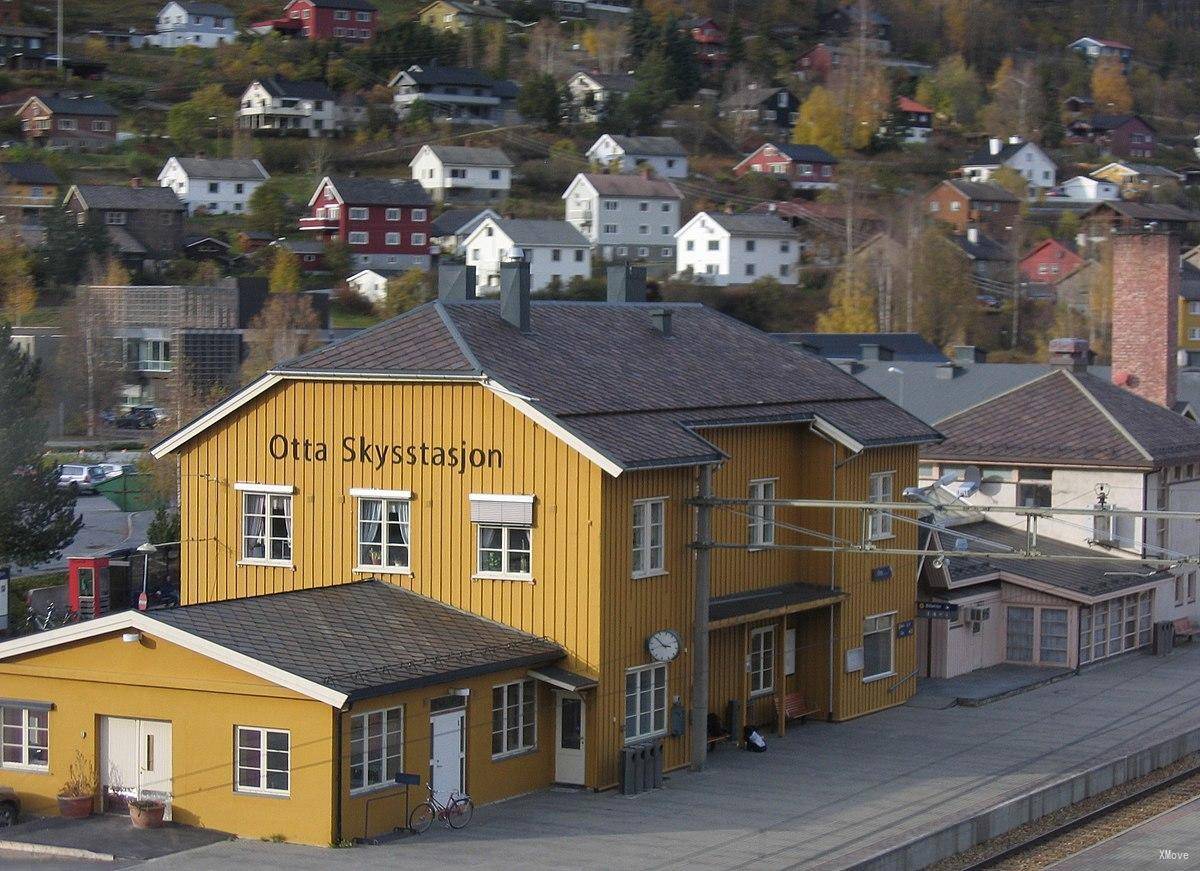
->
xmin=732 ymin=142 xmax=838 ymax=191
xmin=1019 ymin=238 xmax=1084 ymax=284
xmin=253 ymin=0 xmax=378 ymax=41
xmin=300 ymin=175 xmax=433 ymax=271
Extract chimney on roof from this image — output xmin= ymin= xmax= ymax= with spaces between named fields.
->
xmin=1111 ymin=230 xmax=1179 ymax=408
xmin=606 ymin=264 xmax=647 ymax=303
xmin=639 ymin=165 xmax=652 ymax=180
xmin=953 ymin=345 xmax=986 ymax=364
xmin=1008 ymin=135 xmax=1023 ymax=145
xmin=860 ymin=343 xmax=892 ymax=362
xmin=437 ymin=263 xmax=477 ymax=301
xmin=988 ymin=137 xmax=1002 ymax=155
xmin=1048 ymin=337 xmax=1091 ymax=373
xmin=650 ymin=308 xmax=672 ymax=336
xmin=499 ymin=256 xmax=531 ymax=333
xmin=935 ymin=362 xmax=963 ymax=379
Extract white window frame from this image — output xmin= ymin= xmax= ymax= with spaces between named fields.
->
xmin=476 ymin=525 xmax=532 ymax=580
xmin=491 ymin=679 xmax=536 ymax=758
xmin=234 ymin=726 xmax=290 ymax=796
xmin=868 ymin=472 xmax=894 ymax=540
xmin=749 ymin=625 xmax=775 ymax=697
xmin=348 ymin=207 xmax=369 ymax=221
xmin=624 ymin=663 xmax=667 ymax=742
xmin=0 ymin=705 xmax=49 ymax=770
xmin=412 ymin=208 xmax=427 ymax=221
xmin=235 ymin=482 xmax=294 ymax=566
xmin=349 ymin=706 xmax=403 ymax=794
xmin=348 ymin=231 xmax=369 ymax=245
xmin=351 ymin=488 xmax=412 ymax=574
xmin=631 ymin=497 xmax=666 ymax=578
xmin=385 ymin=208 xmax=401 ymax=221
xmin=411 ymin=233 xmax=427 ymax=246
xmin=384 ymin=232 xmax=401 ymax=246
xmin=748 ymin=478 xmax=776 ymax=548
xmin=862 ymin=612 xmax=895 ymax=682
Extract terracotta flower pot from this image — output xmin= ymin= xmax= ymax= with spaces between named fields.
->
xmin=57 ymin=794 xmax=94 ymax=819
xmin=129 ymin=802 xmax=166 ymax=829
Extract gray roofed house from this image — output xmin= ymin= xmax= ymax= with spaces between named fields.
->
xmin=258 ymin=77 xmax=336 ymax=101
xmin=429 ymin=207 xmax=499 ymax=238
xmin=425 ymin=145 xmax=513 ymax=167
xmin=323 ymin=175 xmax=432 ymax=207
xmin=33 ymin=94 xmax=118 ymax=116
xmin=776 ymin=332 xmax=949 ymax=363
xmin=176 ymin=0 xmax=235 ymax=15
xmin=571 ymin=172 xmax=682 ymax=199
xmin=274 ymin=300 xmax=940 ymax=470
xmin=151 ymin=580 xmax=563 ymax=701
xmin=171 ymin=157 xmax=270 ymax=180
xmin=67 ymin=184 xmax=185 ymax=211
xmin=945 ymin=178 xmax=1020 ymax=202
xmin=606 ymin=135 xmax=687 ymax=157
xmin=707 ymin=212 xmax=797 ymax=237
xmin=65 ymin=184 xmax=186 ymax=264
xmin=491 ymin=218 xmax=589 ymax=247
xmin=587 ymin=134 xmax=689 ymax=178
xmin=720 ymin=84 xmax=801 ymax=132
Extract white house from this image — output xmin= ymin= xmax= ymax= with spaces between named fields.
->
xmin=562 ymin=172 xmax=682 ymax=263
xmin=428 ymin=207 xmax=499 ymax=256
xmin=157 ymin=157 xmax=269 ymax=215
xmin=1056 ymin=175 xmax=1120 ymax=202
xmin=408 ymin=145 xmax=512 ymax=203
xmin=674 ymin=212 xmax=798 ymax=286
xmin=238 ymin=77 xmax=363 ymax=138
xmin=462 ymin=218 xmax=590 ymax=293
xmin=585 ymin=134 xmax=688 ymax=179
xmin=346 ymin=268 xmax=402 ymax=305
xmin=147 ymin=0 xmax=236 ymax=48
xmin=961 ymin=136 xmax=1057 ymax=196
xmin=566 ymin=71 xmax=635 ymax=123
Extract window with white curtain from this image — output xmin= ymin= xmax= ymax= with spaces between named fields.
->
xmin=748 ymin=478 xmax=776 ymax=547
xmin=238 ymin=485 xmax=292 ymax=564
xmin=354 ymin=491 xmax=411 ymax=572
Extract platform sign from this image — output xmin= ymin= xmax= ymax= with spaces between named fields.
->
xmin=917 ymin=601 xmax=959 ymax=620
xmin=871 ymin=565 xmax=893 ymax=582
xmin=898 ymin=620 xmax=914 ymax=638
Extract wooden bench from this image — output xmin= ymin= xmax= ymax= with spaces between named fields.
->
xmin=777 ymin=692 xmax=819 ymax=726
xmin=1174 ymin=617 xmax=1200 ymax=642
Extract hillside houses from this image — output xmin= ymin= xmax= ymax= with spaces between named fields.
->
xmin=562 ymin=171 xmax=682 ymax=263
xmin=157 ymin=157 xmax=269 ymax=215
xmin=300 ymin=175 xmax=433 ymax=270
xmin=389 ymin=63 xmax=515 ymax=124
xmin=237 ymin=77 xmax=363 ymax=137
xmin=249 ymin=0 xmax=379 ymax=41
xmin=585 ymin=134 xmax=688 ymax=178
xmin=566 ymin=71 xmax=635 ymax=123
xmin=1066 ymin=114 xmax=1156 ymax=159
xmin=675 ymin=211 xmax=798 ymax=286
xmin=961 ymin=136 xmax=1056 ymax=195
xmin=63 ymin=183 xmax=186 ymax=268
xmin=409 ymin=145 xmax=512 ymax=203
xmin=462 ymin=217 xmax=590 ymax=291
xmin=15 ymin=94 xmax=117 ymax=150
xmin=720 ymin=83 xmax=800 ymax=134
xmin=733 ymin=142 xmax=838 ymax=191
xmin=147 ymin=1 xmax=236 ymax=48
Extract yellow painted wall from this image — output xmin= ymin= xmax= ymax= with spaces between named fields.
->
xmin=1180 ymin=298 xmax=1200 ymax=354
xmin=0 ymin=631 xmax=335 ymax=845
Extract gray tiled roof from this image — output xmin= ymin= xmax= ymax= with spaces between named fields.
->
xmin=606 ymin=135 xmax=686 ymax=157
xmin=775 ymin=143 xmax=838 ymax=164
xmin=935 ymin=520 xmax=1170 ymax=599
xmin=177 ymin=1 xmax=234 ymax=16
xmin=151 ymin=580 xmax=562 ymax=700
xmin=575 ymin=173 xmax=681 ymax=198
xmin=1089 ymin=200 xmax=1199 ymax=222
xmin=493 ymin=219 xmax=589 ymax=246
xmin=277 ymin=300 xmax=940 ymax=469
xmin=327 ymin=176 xmax=432 ymax=207
xmin=706 ymin=212 xmax=797 ymax=237
xmin=258 ymin=77 xmax=335 ymax=101
xmin=71 ymin=184 xmax=184 ymax=211
xmin=307 ymin=0 xmax=376 ymax=9
xmin=925 ymin=369 xmax=1200 ymax=468
xmin=951 ymin=231 xmax=1010 ymax=262
xmin=426 ymin=145 xmax=513 ymax=167
xmin=963 ymin=141 xmax=1026 ymax=165
xmin=429 ymin=207 xmax=495 ymax=236
xmin=35 ymin=94 xmax=118 ymax=116
xmin=575 ymin=71 xmax=635 ymax=92
xmin=945 ymin=179 xmax=1020 ymax=202
xmin=172 ymin=157 xmax=268 ymax=180
xmin=0 ymin=161 xmax=59 ymax=185
xmin=776 ymin=332 xmax=949 ymax=363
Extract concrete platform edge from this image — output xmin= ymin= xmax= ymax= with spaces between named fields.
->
xmin=956 ymin=668 xmax=1079 ymax=707
xmin=840 ymin=723 xmax=1200 ymax=871
xmin=0 ymin=837 xmax=116 ymax=862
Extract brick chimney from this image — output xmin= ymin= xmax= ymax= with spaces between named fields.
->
xmin=1110 ymin=230 xmax=1179 ymax=408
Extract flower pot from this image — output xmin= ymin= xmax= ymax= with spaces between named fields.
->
xmin=129 ymin=802 xmax=166 ymax=829
xmin=57 ymin=794 xmax=94 ymax=819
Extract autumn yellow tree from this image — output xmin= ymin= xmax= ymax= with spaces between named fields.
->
xmin=792 ymin=86 xmax=844 ymax=155
xmin=241 ymin=295 xmax=322 ymax=383
xmin=816 ymin=267 xmax=878 ymax=332
xmin=382 ymin=269 xmax=431 ymax=317
xmin=0 ymin=237 xmax=35 ymax=323
xmin=1091 ymin=56 xmax=1133 ymax=114
xmin=269 ymin=247 xmax=301 ymax=294
xmin=981 ymin=57 xmax=1042 ymax=140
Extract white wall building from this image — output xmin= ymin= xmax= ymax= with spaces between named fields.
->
xmin=346 ymin=268 xmax=401 ymax=305
xmin=462 ymin=218 xmax=590 ymax=293
xmin=674 ymin=212 xmax=798 ymax=286
xmin=961 ymin=136 xmax=1058 ymax=196
xmin=238 ymin=77 xmax=360 ymax=138
xmin=409 ymin=145 xmax=512 ymax=203
xmin=147 ymin=0 xmax=236 ymax=48
xmin=157 ymin=157 xmax=269 ymax=215
xmin=1057 ymin=175 xmax=1120 ymax=202
xmin=585 ymin=134 xmax=688 ymax=179
xmin=566 ymin=71 xmax=634 ymax=123
xmin=562 ymin=172 xmax=681 ymax=262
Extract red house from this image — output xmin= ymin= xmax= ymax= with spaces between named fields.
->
xmin=253 ymin=0 xmax=378 ymax=41
xmin=300 ymin=175 xmax=433 ymax=271
xmin=795 ymin=43 xmax=837 ymax=83
xmin=1065 ymin=114 xmax=1155 ymax=159
xmin=1019 ymin=238 xmax=1084 ymax=284
xmin=681 ymin=17 xmax=726 ymax=68
xmin=732 ymin=142 xmax=838 ymax=191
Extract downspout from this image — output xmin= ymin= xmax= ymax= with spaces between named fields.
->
xmin=333 ymin=707 xmax=344 ymax=845
xmin=691 ymin=462 xmax=715 ymax=771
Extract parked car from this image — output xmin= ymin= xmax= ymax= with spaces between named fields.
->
xmin=115 ymin=407 xmax=158 ymax=429
xmin=97 ymin=462 xmax=129 ymax=480
xmin=0 ymin=786 xmax=18 ymax=826
xmin=57 ymin=464 xmax=108 ymax=493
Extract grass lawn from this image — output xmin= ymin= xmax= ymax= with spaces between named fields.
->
xmin=17 ymin=306 xmax=64 ymax=327
xmin=331 ymin=305 xmax=383 ymax=328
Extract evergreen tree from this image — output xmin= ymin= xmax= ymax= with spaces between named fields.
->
xmin=661 ymin=18 xmax=700 ymax=99
xmin=517 ymin=73 xmax=563 ymax=130
xmin=0 ymin=323 xmax=81 ymax=567
xmin=35 ymin=207 xmax=111 ymax=289
xmin=628 ymin=3 xmax=658 ymax=60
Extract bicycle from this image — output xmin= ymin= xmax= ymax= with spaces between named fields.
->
xmin=408 ymin=782 xmax=474 ymax=833
xmin=32 ymin=603 xmax=80 ymax=632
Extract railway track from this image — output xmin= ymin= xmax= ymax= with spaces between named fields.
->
xmin=940 ymin=756 xmax=1200 ymax=870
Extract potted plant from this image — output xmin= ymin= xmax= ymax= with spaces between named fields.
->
xmin=128 ymin=796 xmax=166 ymax=829
xmin=56 ymin=751 xmax=96 ymax=819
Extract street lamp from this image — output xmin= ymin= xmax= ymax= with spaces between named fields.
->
xmin=136 ymin=541 xmax=157 ymax=611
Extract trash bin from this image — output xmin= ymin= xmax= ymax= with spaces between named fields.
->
xmin=1154 ymin=620 xmax=1175 ymax=656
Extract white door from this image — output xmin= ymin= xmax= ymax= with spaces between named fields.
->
xmin=100 ymin=717 xmax=173 ymax=819
xmin=555 ymin=693 xmax=585 ymax=786
xmin=429 ymin=709 xmax=465 ymax=805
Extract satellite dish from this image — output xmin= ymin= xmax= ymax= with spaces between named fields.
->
xmin=936 ymin=471 xmax=959 ymax=488
xmin=963 ymin=466 xmax=982 ymax=487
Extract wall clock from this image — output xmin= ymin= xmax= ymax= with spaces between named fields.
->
xmin=647 ymin=629 xmax=681 ymax=662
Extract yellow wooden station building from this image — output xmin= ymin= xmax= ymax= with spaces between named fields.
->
xmin=0 ymin=267 xmax=938 ymax=844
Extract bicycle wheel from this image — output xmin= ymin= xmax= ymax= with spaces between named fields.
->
xmin=409 ymin=802 xmax=436 ymax=834
xmin=446 ymin=796 xmax=474 ymax=829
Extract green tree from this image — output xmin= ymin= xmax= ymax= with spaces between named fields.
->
xmin=146 ymin=506 xmax=181 ymax=544
xmin=0 ymin=323 xmax=82 ymax=566
xmin=269 ymin=247 xmax=302 ymax=294
xmin=628 ymin=3 xmax=658 ymax=59
xmin=660 ymin=17 xmax=700 ymax=99
xmin=166 ymin=84 xmax=236 ymax=154
xmin=517 ymin=73 xmax=563 ymax=130
xmin=915 ymin=55 xmax=982 ymax=127
xmin=792 ymin=86 xmax=843 ymax=155
xmin=322 ymin=239 xmax=351 ymax=278
xmin=35 ymin=207 xmax=111 ymax=289
xmin=382 ymin=269 xmax=431 ymax=317
xmin=912 ymin=227 xmax=977 ymax=349
xmin=247 ymin=180 xmax=292 ymax=236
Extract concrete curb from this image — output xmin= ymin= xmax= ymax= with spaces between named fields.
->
xmin=838 ymin=724 xmax=1200 ymax=870
xmin=0 ymin=838 xmax=116 ymax=862
xmin=956 ymin=668 xmax=1079 ymax=707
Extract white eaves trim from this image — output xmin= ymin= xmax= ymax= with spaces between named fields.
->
xmin=349 ymin=487 xmax=413 ymax=499
xmin=151 ymin=373 xmax=283 ymax=458
xmin=234 ymin=482 xmax=295 ymax=494
xmin=0 ymin=611 xmax=347 ymax=708
xmin=468 ymin=493 xmax=534 ymax=503
xmin=811 ymin=416 xmax=865 ymax=454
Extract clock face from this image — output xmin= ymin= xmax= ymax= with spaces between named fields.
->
xmin=647 ymin=629 xmax=680 ymax=663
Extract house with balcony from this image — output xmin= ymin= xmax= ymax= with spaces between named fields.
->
xmin=301 ymin=175 xmax=433 ymax=270
xmin=15 ymin=93 xmax=117 ymax=151
xmin=675 ymin=211 xmax=798 ymax=286
xmin=408 ymin=145 xmax=512 ymax=203
xmin=585 ymin=134 xmax=688 ymax=178
xmin=896 ymin=96 xmax=933 ymax=143
xmin=389 ymin=63 xmax=511 ymax=124
xmin=238 ymin=77 xmax=363 ymax=137
xmin=63 ymin=183 xmax=186 ymax=270
xmin=0 ymin=160 xmax=60 ymax=225
xmin=733 ymin=142 xmax=838 ymax=191
xmin=562 ymin=171 xmax=682 ymax=263
xmin=461 ymin=218 xmax=590 ymax=292
xmin=158 ymin=157 xmax=270 ymax=215
xmin=250 ymin=0 xmax=378 ymax=41
xmin=147 ymin=1 xmax=236 ymax=48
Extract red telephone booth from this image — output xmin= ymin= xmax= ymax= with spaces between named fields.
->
xmin=67 ymin=556 xmax=110 ymax=620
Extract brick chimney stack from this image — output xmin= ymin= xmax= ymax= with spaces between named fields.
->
xmin=1110 ymin=230 xmax=1179 ymax=408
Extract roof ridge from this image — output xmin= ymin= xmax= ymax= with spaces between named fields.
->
xmin=1064 ymin=370 xmax=1154 ymax=462
xmin=933 ymin=367 xmax=1059 ymax=426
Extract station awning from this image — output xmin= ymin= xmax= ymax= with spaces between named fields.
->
xmin=528 ymin=665 xmax=599 ymax=692
xmin=708 ymin=582 xmax=845 ymax=629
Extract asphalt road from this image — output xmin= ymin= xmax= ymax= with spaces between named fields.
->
xmin=10 ymin=494 xmax=153 ymax=579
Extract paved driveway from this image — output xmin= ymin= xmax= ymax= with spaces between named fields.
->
xmin=143 ymin=645 xmax=1200 ymax=870
xmin=11 ymin=495 xmax=152 ymax=579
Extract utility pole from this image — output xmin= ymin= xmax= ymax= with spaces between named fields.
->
xmin=690 ymin=463 xmax=713 ymax=771
xmin=56 ymin=0 xmax=63 ymax=75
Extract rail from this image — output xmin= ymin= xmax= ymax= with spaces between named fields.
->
xmin=887 ymin=667 xmax=920 ymax=694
